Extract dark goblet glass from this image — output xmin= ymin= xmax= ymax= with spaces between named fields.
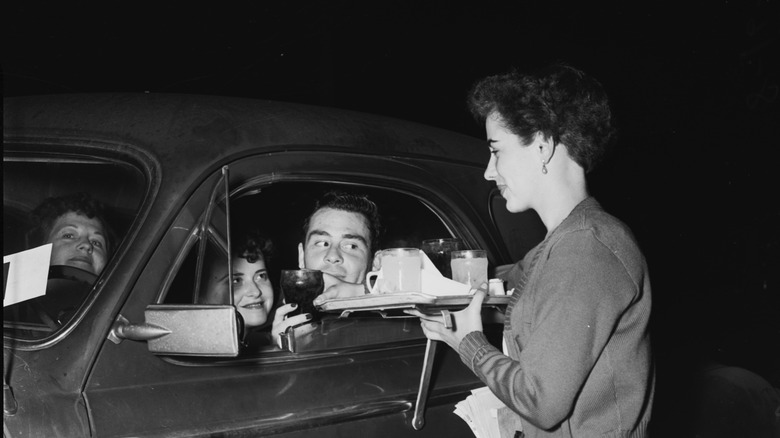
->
xmin=280 ymin=269 xmax=324 ymax=317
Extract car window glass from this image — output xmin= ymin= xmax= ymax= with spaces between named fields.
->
xmin=3 ymin=156 xmax=146 ymax=340
xmin=162 ymin=181 xmax=456 ymax=357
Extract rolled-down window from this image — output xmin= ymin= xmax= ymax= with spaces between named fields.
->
xmin=162 ymin=181 xmax=459 ymax=357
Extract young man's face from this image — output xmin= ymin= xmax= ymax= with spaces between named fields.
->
xmin=298 ymin=207 xmax=371 ymax=284
xmin=47 ymin=211 xmax=108 ymax=275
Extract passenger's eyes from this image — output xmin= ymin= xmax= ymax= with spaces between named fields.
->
xmin=253 ymin=272 xmax=269 ymax=282
xmin=341 ymin=242 xmax=363 ymax=251
xmin=62 ymin=232 xmax=75 ymax=239
xmin=313 ymin=240 xmax=329 ymax=248
xmin=232 ymin=277 xmax=243 ymax=285
xmin=91 ymin=239 xmax=104 ymax=248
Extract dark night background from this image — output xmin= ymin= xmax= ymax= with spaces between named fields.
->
xmin=3 ymin=1 xmax=779 ymax=434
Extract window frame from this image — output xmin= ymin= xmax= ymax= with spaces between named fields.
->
xmin=146 ymin=150 xmax=496 ymax=362
xmin=3 ymin=135 xmax=158 ymax=348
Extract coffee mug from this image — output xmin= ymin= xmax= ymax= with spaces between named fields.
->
xmin=365 ymin=248 xmax=422 ymax=294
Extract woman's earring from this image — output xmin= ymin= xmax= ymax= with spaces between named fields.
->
xmin=541 ymin=161 xmax=548 ymax=174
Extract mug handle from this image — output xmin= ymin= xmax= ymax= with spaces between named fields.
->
xmin=365 ymin=271 xmax=381 ymax=294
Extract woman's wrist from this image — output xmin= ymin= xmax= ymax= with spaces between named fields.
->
xmin=458 ymin=331 xmax=490 ymax=371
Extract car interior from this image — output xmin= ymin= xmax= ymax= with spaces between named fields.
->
xmin=3 ymin=155 xmax=507 ymax=357
xmin=3 ymin=155 xmax=147 ymax=338
xmin=161 ymin=180 xmax=476 ymax=357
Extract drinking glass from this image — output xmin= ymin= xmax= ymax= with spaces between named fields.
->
xmin=280 ymin=269 xmax=324 ymax=317
xmin=421 ymin=238 xmax=463 ymax=279
xmin=450 ymin=250 xmax=488 ymax=289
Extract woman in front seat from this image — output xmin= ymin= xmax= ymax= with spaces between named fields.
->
xmin=5 ymin=192 xmax=115 ymax=328
xmin=31 ymin=192 xmax=113 ymax=276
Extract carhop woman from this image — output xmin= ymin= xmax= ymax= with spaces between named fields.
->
xmin=408 ymin=64 xmax=654 ymax=438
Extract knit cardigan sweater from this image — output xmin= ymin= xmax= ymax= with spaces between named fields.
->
xmin=459 ymin=198 xmax=654 ymax=437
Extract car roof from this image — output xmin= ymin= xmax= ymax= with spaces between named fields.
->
xmin=4 ymin=93 xmax=498 ymax=260
xmin=3 ymin=93 xmax=487 ymax=168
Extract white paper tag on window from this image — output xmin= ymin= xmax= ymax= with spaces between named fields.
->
xmin=3 ymin=244 xmax=52 ymax=307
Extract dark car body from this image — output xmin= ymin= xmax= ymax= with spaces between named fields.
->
xmin=3 ymin=94 xmax=545 ymax=437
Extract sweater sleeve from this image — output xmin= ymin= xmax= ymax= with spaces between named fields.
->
xmin=459 ymin=330 xmax=500 ymax=370
xmin=458 ymin=229 xmax=638 ymax=429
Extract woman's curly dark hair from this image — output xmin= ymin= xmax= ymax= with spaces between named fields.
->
xmin=233 ymin=229 xmax=274 ymax=265
xmin=30 ymin=192 xmax=115 ymax=254
xmin=468 ymin=63 xmax=616 ymax=173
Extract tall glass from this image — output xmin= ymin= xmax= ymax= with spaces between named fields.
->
xmin=450 ymin=250 xmax=488 ymax=289
xmin=421 ymin=238 xmax=463 ymax=279
xmin=280 ymin=269 xmax=324 ymax=317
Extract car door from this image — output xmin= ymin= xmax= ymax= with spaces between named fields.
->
xmin=3 ymin=137 xmax=154 ymax=437
xmin=82 ymin=150 xmax=505 ymax=437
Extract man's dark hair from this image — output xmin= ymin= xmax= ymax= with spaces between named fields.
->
xmin=301 ymin=190 xmax=383 ymax=254
xmin=30 ymin=192 xmax=114 ymax=255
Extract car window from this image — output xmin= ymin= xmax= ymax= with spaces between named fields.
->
xmin=3 ymin=154 xmax=146 ymax=340
xmin=161 ymin=180 xmax=458 ymax=357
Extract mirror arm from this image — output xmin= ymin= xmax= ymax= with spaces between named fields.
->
xmin=108 ymin=314 xmax=172 ymax=344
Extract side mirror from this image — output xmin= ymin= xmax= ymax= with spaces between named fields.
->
xmin=109 ymin=304 xmax=240 ymax=357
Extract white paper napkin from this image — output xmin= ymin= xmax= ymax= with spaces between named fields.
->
xmin=419 ymin=251 xmax=471 ymax=296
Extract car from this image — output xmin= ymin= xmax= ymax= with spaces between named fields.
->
xmin=3 ymin=93 xmax=546 ymax=437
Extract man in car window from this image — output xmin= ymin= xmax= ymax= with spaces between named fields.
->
xmin=30 ymin=192 xmax=113 ymax=276
xmin=270 ymin=190 xmax=382 ymax=344
xmin=299 ymin=190 xmax=382 ymax=301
